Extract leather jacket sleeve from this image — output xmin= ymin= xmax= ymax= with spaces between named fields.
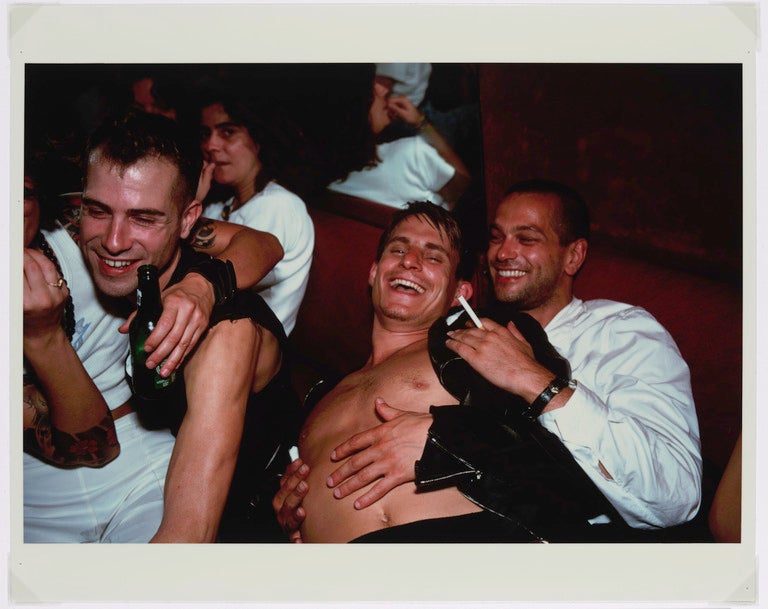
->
xmin=416 ymin=304 xmax=626 ymax=540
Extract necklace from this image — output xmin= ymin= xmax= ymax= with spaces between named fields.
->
xmin=32 ymin=232 xmax=76 ymax=341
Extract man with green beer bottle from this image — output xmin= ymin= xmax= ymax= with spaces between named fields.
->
xmin=23 ymin=112 xmax=291 ymax=542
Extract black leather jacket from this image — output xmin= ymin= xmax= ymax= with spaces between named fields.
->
xmin=415 ymin=302 xmax=627 ymax=542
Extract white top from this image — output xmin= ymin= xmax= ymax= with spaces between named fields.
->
xmin=203 ymin=180 xmax=314 ymax=336
xmin=375 ymin=63 xmax=432 ymax=107
xmin=539 ymin=297 xmax=702 ymax=529
xmin=328 ymin=136 xmax=455 ymax=209
xmin=43 ymin=225 xmax=133 ymax=410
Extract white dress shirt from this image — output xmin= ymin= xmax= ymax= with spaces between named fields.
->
xmin=539 ymin=297 xmax=703 ymax=528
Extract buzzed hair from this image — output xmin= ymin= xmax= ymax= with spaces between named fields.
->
xmin=502 ymin=179 xmax=591 ymax=245
xmin=85 ymin=111 xmax=202 ymax=210
xmin=376 ymin=201 xmax=470 ymax=279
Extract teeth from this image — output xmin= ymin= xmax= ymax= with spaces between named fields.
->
xmin=104 ymin=259 xmax=131 ymax=269
xmin=390 ymin=279 xmax=425 ymax=294
xmin=498 ymin=269 xmax=526 ymax=278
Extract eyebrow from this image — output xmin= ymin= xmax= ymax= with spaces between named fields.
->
xmin=215 ymin=121 xmax=242 ymax=130
xmin=81 ymin=197 xmax=167 ymax=218
xmin=490 ymin=222 xmax=544 ymax=234
xmin=388 ymin=235 xmax=450 ymax=257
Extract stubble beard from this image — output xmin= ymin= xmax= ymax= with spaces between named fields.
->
xmin=493 ymin=270 xmax=557 ymax=313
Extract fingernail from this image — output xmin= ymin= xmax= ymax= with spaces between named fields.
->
xmin=333 ymin=488 xmax=342 ymax=498
xmin=298 ymin=464 xmax=309 ymax=475
xmin=297 ymin=481 xmax=307 ymax=492
xmin=353 ymin=500 xmax=361 ymax=510
xmin=327 ymin=476 xmax=334 ymax=488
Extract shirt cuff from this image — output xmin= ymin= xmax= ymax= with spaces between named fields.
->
xmin=538 ymin=383 xmax=609 ymax=450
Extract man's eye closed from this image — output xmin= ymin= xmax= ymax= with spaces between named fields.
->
xmin=133 ymin=215 xmax=160 ymax=226
xmin=83 ymin=205 xmax=106 ymax=218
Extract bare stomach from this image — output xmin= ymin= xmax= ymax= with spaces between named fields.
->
xmin=298 ymin=403 xmax=480 ymax=543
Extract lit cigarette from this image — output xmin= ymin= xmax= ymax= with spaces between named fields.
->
xmin=457 ymin=295 xmax=484 ymax=329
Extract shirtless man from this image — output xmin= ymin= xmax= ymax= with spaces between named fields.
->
xmin=281 ymin=202 xmax=536 ymax=543
xmin=278 ymin=180 xmax=702 ymax=542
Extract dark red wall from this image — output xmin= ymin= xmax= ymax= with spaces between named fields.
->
xmin=479 ymin=63 xmax=742 ymax=280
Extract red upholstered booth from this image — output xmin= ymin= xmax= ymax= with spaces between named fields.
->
xmin=289 ymin=192 xmax=742 ymax=541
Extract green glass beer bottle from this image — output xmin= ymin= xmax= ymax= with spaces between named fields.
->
xmin=129 ymin=264 xmax=176 ymax=399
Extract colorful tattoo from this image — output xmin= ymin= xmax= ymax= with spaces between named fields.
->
xmin=23 ymin=383 xmax=54 ymax=461
xmin=23 ymin=382 xmax=119 ymax=468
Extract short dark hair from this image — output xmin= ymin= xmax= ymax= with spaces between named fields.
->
xmin=502 ymin=179 xmax=590 ymax=245
xmin=85 ymin=111 xmax=201 ymax=210
xmin=376 ymin=202 xmax=468 ymax=279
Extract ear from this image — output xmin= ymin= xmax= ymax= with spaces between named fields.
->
xmin=449 ymin=280 xmax=474 ymax=308
xmin=179 ymin=200 xmax=202 ymax=240
xmin=368 ymin=261 xmax=378 ymax=288
xmin=564 ymin=238 xmax=588 ymax=277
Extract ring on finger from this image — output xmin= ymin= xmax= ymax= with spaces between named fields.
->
xmin=47 ymin=277 xmax=65 ymax=289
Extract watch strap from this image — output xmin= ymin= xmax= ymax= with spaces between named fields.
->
xmin=523 ymin=376 xmax=570 ymax=421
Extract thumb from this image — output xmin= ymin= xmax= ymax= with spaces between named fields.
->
xmin=374 ymin=397 xmax=402 ymax=420
xmin=118 ymin=310 xmax=136 ymax=334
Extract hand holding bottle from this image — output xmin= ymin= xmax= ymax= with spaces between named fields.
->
xmin=120 ymin=268 xmax=215 ymax=378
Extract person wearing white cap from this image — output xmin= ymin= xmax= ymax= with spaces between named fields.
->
xmin=328 ymin=69 xmax=471 ymax=211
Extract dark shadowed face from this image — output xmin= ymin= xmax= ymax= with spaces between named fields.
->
xmin=132 ymin=77 xmax=178 ymax=121
xmin=24 ymin=176 xmax=41 ymax=248
xmin=79 ymin=152 xmax=200 ymax=298
xmin=368 ymin=76 xmax=394 ymax=135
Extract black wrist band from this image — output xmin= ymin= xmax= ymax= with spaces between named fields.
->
xmin=184 ymin=258 xmax=237 ymax=305
xmin=522 ymin=376 xmax=571 ymax=421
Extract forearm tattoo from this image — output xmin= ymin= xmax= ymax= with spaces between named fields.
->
xmin=23 ymin=382 xmax=120 ymax=468
xmin=189 ymin=218 xmax=217 ymax=250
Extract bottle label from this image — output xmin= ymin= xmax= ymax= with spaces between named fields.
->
xmin=154 ymin=361 xmax=176 ymax=388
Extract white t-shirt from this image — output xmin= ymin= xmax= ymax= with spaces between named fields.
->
xmin=203 ymin=181 xmax=314 ymax=336
xmin=328 ymin=136 xmax=455 ymax=209
xmin=43 ymin=225 xmax=132 ymax=410
xmin=540 ymin=297 xmax=702 ymax=528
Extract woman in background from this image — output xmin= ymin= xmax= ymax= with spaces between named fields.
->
xmin=199 ymin=86 xmax=314 ymax=336
xmin=327 ymin=70 xmax=471 ymax=211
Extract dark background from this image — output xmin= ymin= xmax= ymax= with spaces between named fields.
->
xmin=479 ymin=63 xmax=742 ymax=281
xmin=25 ymin=62 xmax=742 ymax=283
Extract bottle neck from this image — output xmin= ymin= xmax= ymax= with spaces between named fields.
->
xmin=136 ymin=267 xmax=163 ymax=320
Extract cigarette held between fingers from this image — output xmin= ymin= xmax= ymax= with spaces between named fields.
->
xmin=457 ymin=295 xmax=484 ymax=329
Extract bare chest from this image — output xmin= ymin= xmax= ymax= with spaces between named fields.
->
xmin=298 ymin=349 xmax=455 ymax=458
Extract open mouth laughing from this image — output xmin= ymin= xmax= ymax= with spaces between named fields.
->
xmin=389 ymin=278 xmax=426 ymax=294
